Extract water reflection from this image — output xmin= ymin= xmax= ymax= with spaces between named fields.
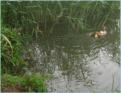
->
xmin=30 ymin=27 xmax=119 ymax=92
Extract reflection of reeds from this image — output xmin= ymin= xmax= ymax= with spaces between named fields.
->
xmin=92 ymin=73 xmax=119 ymax=92
xmin=111 ymin=73 xmax=115 ymax=91
xmin=1 ymin=1 xmax=119 ymax=39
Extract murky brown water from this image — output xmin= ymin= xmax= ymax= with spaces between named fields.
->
xmin=29 ymin=26 xmax=120 ymax=92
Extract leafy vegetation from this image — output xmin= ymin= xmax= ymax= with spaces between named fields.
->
xmin=1 ymin=26 xmax=47 ymax=92
xmin=1 ymin=26 xmax=24 ymax=74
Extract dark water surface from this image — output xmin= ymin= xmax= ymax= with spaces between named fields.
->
xmin=30 ymin=26 xmax=120 ymax=92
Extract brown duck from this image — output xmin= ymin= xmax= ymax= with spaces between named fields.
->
xmin=89 ymin=26 xmax=107 ymax=38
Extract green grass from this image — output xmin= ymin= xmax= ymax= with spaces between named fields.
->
xmin=1 ymin=1 xmax=119 ymax=39
xmin=1 ymin=73 xmax=47 ymax=92
xmin=1 ymin=26 xmax=27 ymax=74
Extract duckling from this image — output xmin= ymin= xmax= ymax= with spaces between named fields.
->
xmin=89 ymin=26 xmax=107 ymax=38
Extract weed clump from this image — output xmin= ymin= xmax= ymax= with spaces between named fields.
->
xmin=1 ymin=74 xmax=47 ymax=92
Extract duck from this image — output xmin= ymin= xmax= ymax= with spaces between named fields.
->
xmin=89 ymin=26 xmax=107 ymax=38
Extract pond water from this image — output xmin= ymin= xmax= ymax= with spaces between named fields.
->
xmin=29 ymin=26 xmax=120 ymax=92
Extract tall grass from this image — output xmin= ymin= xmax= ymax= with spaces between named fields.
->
xmin=1 ymin=1 xmax=119 ymax=39
xmin=1 ymin=26 xmax=25 ymax=74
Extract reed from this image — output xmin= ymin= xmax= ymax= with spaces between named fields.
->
xmin=1 ymin=1 xmax=119 ymax=39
